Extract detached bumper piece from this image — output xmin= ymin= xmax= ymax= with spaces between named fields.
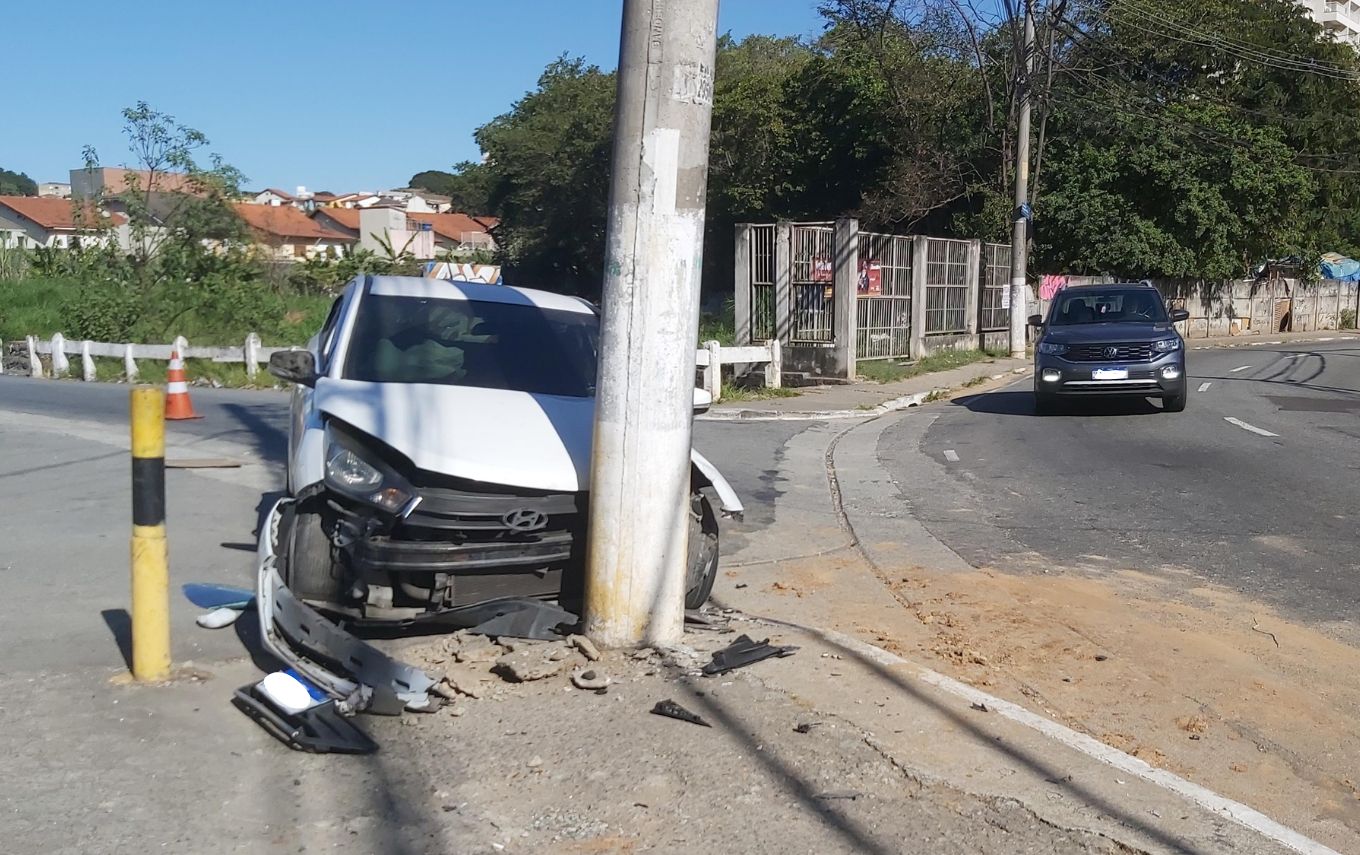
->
xmin=232 ymin=684 xmax=378 ymax=755
xmin=702 ymin=634 xmax=799 ymax=676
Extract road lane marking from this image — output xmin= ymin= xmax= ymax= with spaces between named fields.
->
xmin=1198 ymin=382 xmax=1212 ymax=392
xmin=1231 ymin=365 xmax=1253 ymax=373
xmin=943 ymin=449 xmax=960 ymax=462
xmin=1225 ymin=417 xmax=1279 ymax=438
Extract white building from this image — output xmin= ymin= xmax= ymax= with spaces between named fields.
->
xmin=1299 ymin=0 xmax=1360 ymax=46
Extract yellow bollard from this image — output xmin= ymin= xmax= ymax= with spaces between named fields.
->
xmin=130 ymin=385 xmax=171 ymax=682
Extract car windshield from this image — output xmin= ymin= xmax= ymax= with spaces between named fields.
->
xmin=343 ymin=295 xmax=599 ymax=397
xmin=1050 ymin=289 xmax=1168 ymax=325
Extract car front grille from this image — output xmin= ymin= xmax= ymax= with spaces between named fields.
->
xmin=1065 ymin=343 xmax=1155 ymax=362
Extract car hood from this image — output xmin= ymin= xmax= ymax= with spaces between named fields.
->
xmin=1042 ymin=322 xmax=1177 ymax=344
xmin=315 ymin=379 xmax=594 ymax=492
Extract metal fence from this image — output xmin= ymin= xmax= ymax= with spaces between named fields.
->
xmin=924 ymin=238 xmax=970 ymax=334
xmin=856 ymin=231 xmax=913 ymax=359
xmin=790 ymin=223 xmax=835 ymax=343
xmin=749 ymin=224 xmax=776 ymax=342
xmin=980 ymin=243 xmax=1011 ymax=331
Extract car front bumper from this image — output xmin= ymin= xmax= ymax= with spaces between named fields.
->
xmin=1034 ymin=351 xmax=1186 ymax=397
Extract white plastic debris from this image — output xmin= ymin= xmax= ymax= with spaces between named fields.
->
xmin=196 ymin=606 xmax=244 ymax=629
xmin=259 ymin=671 xmax=322 ymax=715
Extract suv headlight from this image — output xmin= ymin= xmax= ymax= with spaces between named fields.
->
xmin=1152 ymin=338 xmax=1181 ymax=352
xmin=324 ymin=425 xmax=420 ymax=516
xmin=1037 ymin=342 xmax=1069 ymax=355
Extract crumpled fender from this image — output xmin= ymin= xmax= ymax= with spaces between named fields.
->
xmin=690 ymin=450 xmax=744 ymax=521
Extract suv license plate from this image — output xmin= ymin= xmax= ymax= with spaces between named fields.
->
xmin=1093 ymin=367 xmax=1128 ymax=380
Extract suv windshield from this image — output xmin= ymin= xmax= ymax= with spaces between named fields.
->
xmin=343 ymin=296 xmax=599 ymax=397
xmin=1050 ymin=289 xmax=1168 ymax=325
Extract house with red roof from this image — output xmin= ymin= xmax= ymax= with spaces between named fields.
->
xmin=0 ymin=196 xmax=127 ymax=249
xmin=232 ymin=203 xmax=353 ymax=259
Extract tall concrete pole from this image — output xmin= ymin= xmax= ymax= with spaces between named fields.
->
xmin=584 ymin=0 xmax=720 ymax=648
xmin=1009 ymin=0 xmax=1036 ymax=359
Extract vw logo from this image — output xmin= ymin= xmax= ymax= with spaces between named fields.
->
xmin=1103 ymin=346 xmax=1120 ymax=359
xmin=502 ymin=508 xmax=549 ymax=532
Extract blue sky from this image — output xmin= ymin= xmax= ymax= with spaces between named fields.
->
xmin=5 ymin=1 xmax=826 ymax=193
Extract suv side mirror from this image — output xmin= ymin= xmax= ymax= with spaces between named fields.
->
xmin=1169 ymin=308 xmax=1190 ymax=322
xmin=1028 ymin=314 xmax=1044 ymax=327
xmin=268 ymin=350 xmax=318 ymax=386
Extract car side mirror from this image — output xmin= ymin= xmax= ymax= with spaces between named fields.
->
xmin=1028 ymin=314 xmax=1044 ymax=327
xmin=268 ymin=350 xmax=318 ymax=387
xmin=1169 ymin=308 xmax=1190 ymax=322
xmin=693 ymin=387 xmax=712 ymax=414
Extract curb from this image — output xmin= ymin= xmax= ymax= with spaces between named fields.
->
xmin=1188 ymin=332 xmax=1359 ymax=351
xmin=700 ymin=368 xmax=1032 ymax=422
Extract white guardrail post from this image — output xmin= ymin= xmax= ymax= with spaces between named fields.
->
xmin=81 ymin=340 xmax=96 ymax=382
xmin=124 ymin=343 xmax=139 ymax=381
xmin=703 ymin=340 xmax=722 ymax=403
xmin=245 ymin=332 xmax=262 ymax=381
xmin=765 ymin=338 xmax=782 ymax=389
xmin=50 ymin=333 xmax=69 ymax=378
xmin=27 ymin=336 xmax=42 ymax=378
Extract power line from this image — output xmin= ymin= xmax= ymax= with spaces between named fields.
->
xmin=1105 ymin=0 xmax=1360 ymax=81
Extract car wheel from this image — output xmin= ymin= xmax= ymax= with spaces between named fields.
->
xmin=1163 ymin=389 xmax=1188 ymax=413
xmin=685 ymin=490 xmax=720 ymax=610
xmin=281 ymin=502 xmax=344 ymax=603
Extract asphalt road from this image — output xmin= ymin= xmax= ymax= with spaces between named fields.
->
xmin=880 ymin=338 xmax=1360 ymax=639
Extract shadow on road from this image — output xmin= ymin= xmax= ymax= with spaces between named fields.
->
xmin=100 ymin=608 xmax=133 ymax=671
xmin=952 ymin=391 xmax=1163 ymax=417
xmin=220 ymin=402 xmax=290 ymax=465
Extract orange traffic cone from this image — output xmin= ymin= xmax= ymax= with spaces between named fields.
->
xmin=165 ymin=350 xmax=202 ymax=420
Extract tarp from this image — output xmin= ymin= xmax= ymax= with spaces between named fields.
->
xmin=1319 ymin=252 xmax=1360 ymax=282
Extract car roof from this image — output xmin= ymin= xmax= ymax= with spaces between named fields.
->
xmin=361 ymin=275 xmax=596 ymax=315
xmin=1063 ymin=282 xmax=1159 ymax=290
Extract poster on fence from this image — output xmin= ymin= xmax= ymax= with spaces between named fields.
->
xmin=812 ymin=257 xmax=834 ymax=283
xmin=858 ymin=259 xmax=882 ymax=295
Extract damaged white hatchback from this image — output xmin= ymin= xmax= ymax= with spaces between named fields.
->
xmin=256 ymin=275 xmax=742 ymax=696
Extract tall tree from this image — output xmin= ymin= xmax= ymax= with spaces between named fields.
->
xmin=0 ymin=168 xmax=38 ymax=196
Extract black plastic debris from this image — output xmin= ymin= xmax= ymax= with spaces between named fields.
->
xmin=232 ymin=684 xmax=378 ymax=754
xmin=650 ymin=699 xmax=712 ymax=728
xmin=701 ymin=634 xmax=798 ymax=676
xmin=794 ymin=721 xmax=823 ymax=734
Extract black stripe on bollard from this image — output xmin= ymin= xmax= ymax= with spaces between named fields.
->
xmin=131 ymin=456 xmax=166 ymax=527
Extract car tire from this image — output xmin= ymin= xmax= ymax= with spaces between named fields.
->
xmin=281 ymin=502 xmax=343 ymax=603
xmin=685 ymin=490 xmax=720 ymax=610
xmin=1034 ymin=392 xmax=1059 ymax=416
xmin=1163 ymin=389 xmax=1188 ymax=413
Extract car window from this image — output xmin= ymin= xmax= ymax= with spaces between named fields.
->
xmin=1050 ymin=291 xmax=1167 ymax=325
xmin=342 ymin=296 xmax=599 ymax=397
xmin=315 ymin=296 xmax=344 ymax=371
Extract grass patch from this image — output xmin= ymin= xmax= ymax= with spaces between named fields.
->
xmin=698 ymin=299 xmax=736 ymax=345
xmin=719 ymin=383 xmax=800 ymax=402
xmin=1 ymin=275 xmax=331 ymax=346
xmin=857 ymin=348 xmax=1007 ymax=384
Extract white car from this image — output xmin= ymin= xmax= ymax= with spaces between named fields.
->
xmin=263 ymin=274 xmax=743 ymax=628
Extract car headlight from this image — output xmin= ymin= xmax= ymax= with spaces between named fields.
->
xmin=1152 ymin=338 xmax=1181 ymax=352
xmin=1037 ymin=342 xmax=1068 ymax=355
xmin=324 ymin=426 xmax=420 ymax=516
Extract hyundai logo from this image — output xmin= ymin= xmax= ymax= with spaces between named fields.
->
xmin=1103 ymin=346 xmax=1120 ymax=359
xmin=502 ymin=508 xmax=549 ymax=532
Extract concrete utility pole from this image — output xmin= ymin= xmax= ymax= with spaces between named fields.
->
xmin=584 ymin=0 xmax=720 ymax=647
xmin=1009 ymin=0 xmax=1036 ymax=359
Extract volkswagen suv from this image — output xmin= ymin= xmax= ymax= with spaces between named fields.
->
xmin=1029 ymin=283 xmax=1190 ymax=414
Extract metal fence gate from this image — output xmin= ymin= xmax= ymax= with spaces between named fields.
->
xmin=980 ymin=243 xmax=1011 ymax=332
xmin=856 ymin=231 xmax=913 ymax=359
xmin=924 ymin=238 xmax=971 ymax=334
xmin=790 ymin=223 xmax=835 ymax=343
xmin=748 ymin=224 xmax=776 ymax=342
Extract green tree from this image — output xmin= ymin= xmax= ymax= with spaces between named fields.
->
xmin=0 ymin=168 xmax=38 ymax=196
xmin=475 ymin=57 xmax=617 ymax=295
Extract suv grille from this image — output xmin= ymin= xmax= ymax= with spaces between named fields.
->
xmin=1066 ymin=343 xmax=1154 ymax=362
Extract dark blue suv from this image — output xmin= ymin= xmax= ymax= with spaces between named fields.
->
xmin=1029 ymin=283 xmax=1190 ymax=415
